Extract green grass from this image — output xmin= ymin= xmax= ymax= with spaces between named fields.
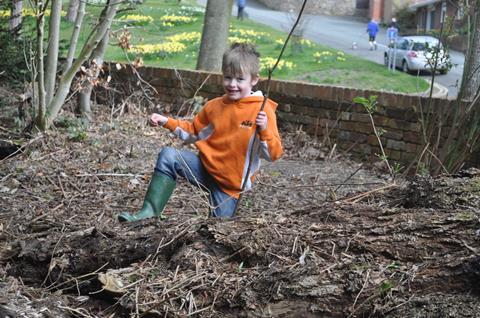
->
xmin=21 ymin=0 xmax=430 ymax=94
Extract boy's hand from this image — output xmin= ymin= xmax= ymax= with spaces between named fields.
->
xmin=150 ymin=113 xmax=168 ymax=127
xmin=256 ymin=111 xmax=268 ymax=131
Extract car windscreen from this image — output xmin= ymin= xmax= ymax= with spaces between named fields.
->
xmin=412 ymin=41 xmax=441 ymax=51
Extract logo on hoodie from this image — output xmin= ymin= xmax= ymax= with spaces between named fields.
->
xmin=240 ymin=120 xmax=253 ymax=129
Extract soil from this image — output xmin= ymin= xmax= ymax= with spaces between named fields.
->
xmin=0 ymin=88 xmax=479 ymax=317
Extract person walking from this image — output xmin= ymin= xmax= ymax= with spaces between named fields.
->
xmin=390 ymin=17 xmax=400 ymax=33
xmin=237 ymin=0 xmax=246 ymax=20
xmin=387 ymin=23 xmax=398 ymax=45
xmin=366 ymin=19 xmax=379 ymax=50
xmin=386 ymin=23 xmax=399 ymax=71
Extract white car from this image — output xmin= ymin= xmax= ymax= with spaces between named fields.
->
xmin=384 ymin=35 xmax=450 ymax=74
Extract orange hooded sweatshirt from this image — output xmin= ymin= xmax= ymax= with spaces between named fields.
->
xmin=163 ymin=93 xmax=283 ymax=198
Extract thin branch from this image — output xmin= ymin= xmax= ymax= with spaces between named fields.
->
xmin=233 ymin=0 xmax=308 ymax=216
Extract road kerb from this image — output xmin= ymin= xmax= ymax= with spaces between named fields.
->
xmin=420 ymin=80 xmax=449 ymax=99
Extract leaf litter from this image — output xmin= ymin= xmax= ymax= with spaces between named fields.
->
xmin=0 ymin=105 xmax=479 ymax=317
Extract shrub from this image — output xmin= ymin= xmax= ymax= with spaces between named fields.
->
xmin=395 ymin=7 xmax=417 ymax=35
xmin=0 ymin=7 xmax=30 ymax=83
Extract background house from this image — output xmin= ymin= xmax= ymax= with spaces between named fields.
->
xmin=256 ymin=0 xmax=411 ymax=21
xmin=369 ymin=0 xmax=411 ymax=23
xmin=409 ymin=0 xmax=462 ymax=31
xmin=409 ymin=0 xmax=467 ymax=51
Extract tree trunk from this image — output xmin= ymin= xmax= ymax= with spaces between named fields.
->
xmin=196 ymin=0 xmax=232 ymax=72
xmin=65 ymin=0 xmax=86 ymax=70
xmin=77 ymin=32 xmax=110 ymax=119
xmin=45 ymin=0 xmax=62 ymax=107
xmin=462 ymin=0 xmax=480 ymax=101
xmin=35 ymin=0 xmax=120 ymax=130
xmin=433 ymin=1 xmax=480 ymax=174
xmin=66 ymin=0 xmax=79 ymax=23
xmin=8 ymin=0 xmax=23 ymax=35
xmin=35 ymin=4 xmax=47 ymax=131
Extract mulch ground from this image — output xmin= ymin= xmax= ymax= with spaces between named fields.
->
xmin=1 ymin=104 xmax=479 ymax=317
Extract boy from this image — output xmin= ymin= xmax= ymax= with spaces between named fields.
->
xmin=118 ymin=43 xmax=283 ymax=222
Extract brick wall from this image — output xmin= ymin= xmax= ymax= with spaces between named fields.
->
xmin=109 ymin=65 xmax=462 ymax=165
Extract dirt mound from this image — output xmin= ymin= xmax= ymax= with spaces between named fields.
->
xmin=1 ymin=108 xmax=479 ymax=317
xmin=378 ymin=168 xmax=480 ymax=210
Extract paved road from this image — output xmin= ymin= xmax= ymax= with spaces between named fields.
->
xmin=198 ymin=0 xmax=464 ymax=97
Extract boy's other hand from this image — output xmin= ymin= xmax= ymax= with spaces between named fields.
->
xmin=150 ymin=113 xmax=167 ymax=127
xmin=256 ymin=111 xmax=268 ymax=131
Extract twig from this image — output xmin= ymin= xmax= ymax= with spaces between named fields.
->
xmin=135 ymin=285 xmax=140 ymax=318
xmin=186 ymin=306 xmax=211 ymax=316
xmin=257 ymin=180 xmax=386 ymax=190
xmin=426 ymin=148 xmax=449 ymax=174
xmin=384 ymin=295 xmax=415 ymax=313
xmin=176 ymin=73 xmax=211 ymax=117
xmin=333 ymin=163 xmax=364 ymax=194
xmin=0 ymin=173 xmax=12 ymax=183
xmin=32 ymin=149 xmax=65 ymax=162
xmin=152 ymin=222 xmax=194 ymax=258
xmin=291 ymin=236 xmax=299 ymax=254
xmin=340 ymin=183 xmax=397 ymax=203
xmin=327 ymin=143 xmax=337 ymax=160
xmin=219 ymin=247 xmax=247 ymax=262
xmin=75 ymin=172 xmax=146 ymax=177
xmin=42 ymin=225 xmax=67 ymax=288
xmin=57 ymin=305 xmax=94 ymax=318
xmin=345 ymin=232 xmax=360 ymax=253
xmin=319 ymin=262 xmax=338 ymax=274
xmin=47 ymin=262 xmax=110 ymax=291
xmin=348 ymin=269 xmax=371 ymax=318
xmin=461 ymin=240 xmax=479 ymax=256
xmin=57 ymin=174 xmax=67 ymax=199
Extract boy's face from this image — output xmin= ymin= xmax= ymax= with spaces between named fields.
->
xmin=223 ymin=72 xmax=259 ymax=101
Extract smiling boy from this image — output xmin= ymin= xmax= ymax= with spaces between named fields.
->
xmin=118 ymin=43 xmax=283 ymax=222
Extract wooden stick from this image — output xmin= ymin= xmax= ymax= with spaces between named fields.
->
xmin=340 ymin=183 xmax=397 ymax=203
xmin=233 ymin=0 xmax=309 ymax=216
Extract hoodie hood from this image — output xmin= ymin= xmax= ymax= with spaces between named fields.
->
xmin=221 ymin=91 xmax=278 ymax=111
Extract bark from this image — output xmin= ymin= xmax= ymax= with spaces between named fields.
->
xmin=35 ymin=4 xmax=47 ymax=130
xmin=462 ymin=0 xmax=480 ymax=101
xmin=44 ymin=0 xmax=62 ymax=106
xmin=65 ymin=0 xmax=79 ymax=22
xmin=35 ymin=0 xmax=121 ymax=130
xmin=77 ymin=32 xmax=110 ymax=118
xmin=8 ymin=0 xmax=22 ymax=35
xmin=196 ymin=0 xmax=232 ymax=72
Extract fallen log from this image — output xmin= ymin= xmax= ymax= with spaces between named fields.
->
xmin=4 ymin=200 xmax=480 ymax=317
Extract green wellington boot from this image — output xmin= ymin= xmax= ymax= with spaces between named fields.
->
xmin=118 ymin=173 xmax=176 ymax=222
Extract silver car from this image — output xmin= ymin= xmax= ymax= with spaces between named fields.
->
xmin=384 ymin=35 xmax=450 ymax=74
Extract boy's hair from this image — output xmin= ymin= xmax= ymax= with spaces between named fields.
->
xmin=222 ymin=42 xmax=260 ymax=77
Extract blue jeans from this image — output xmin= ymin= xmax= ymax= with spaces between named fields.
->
xmin=154 ymin=147 xmax=237 ymax=217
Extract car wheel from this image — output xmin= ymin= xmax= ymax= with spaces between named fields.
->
xmin=402 ymin=60 xmax=410 ymax=73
